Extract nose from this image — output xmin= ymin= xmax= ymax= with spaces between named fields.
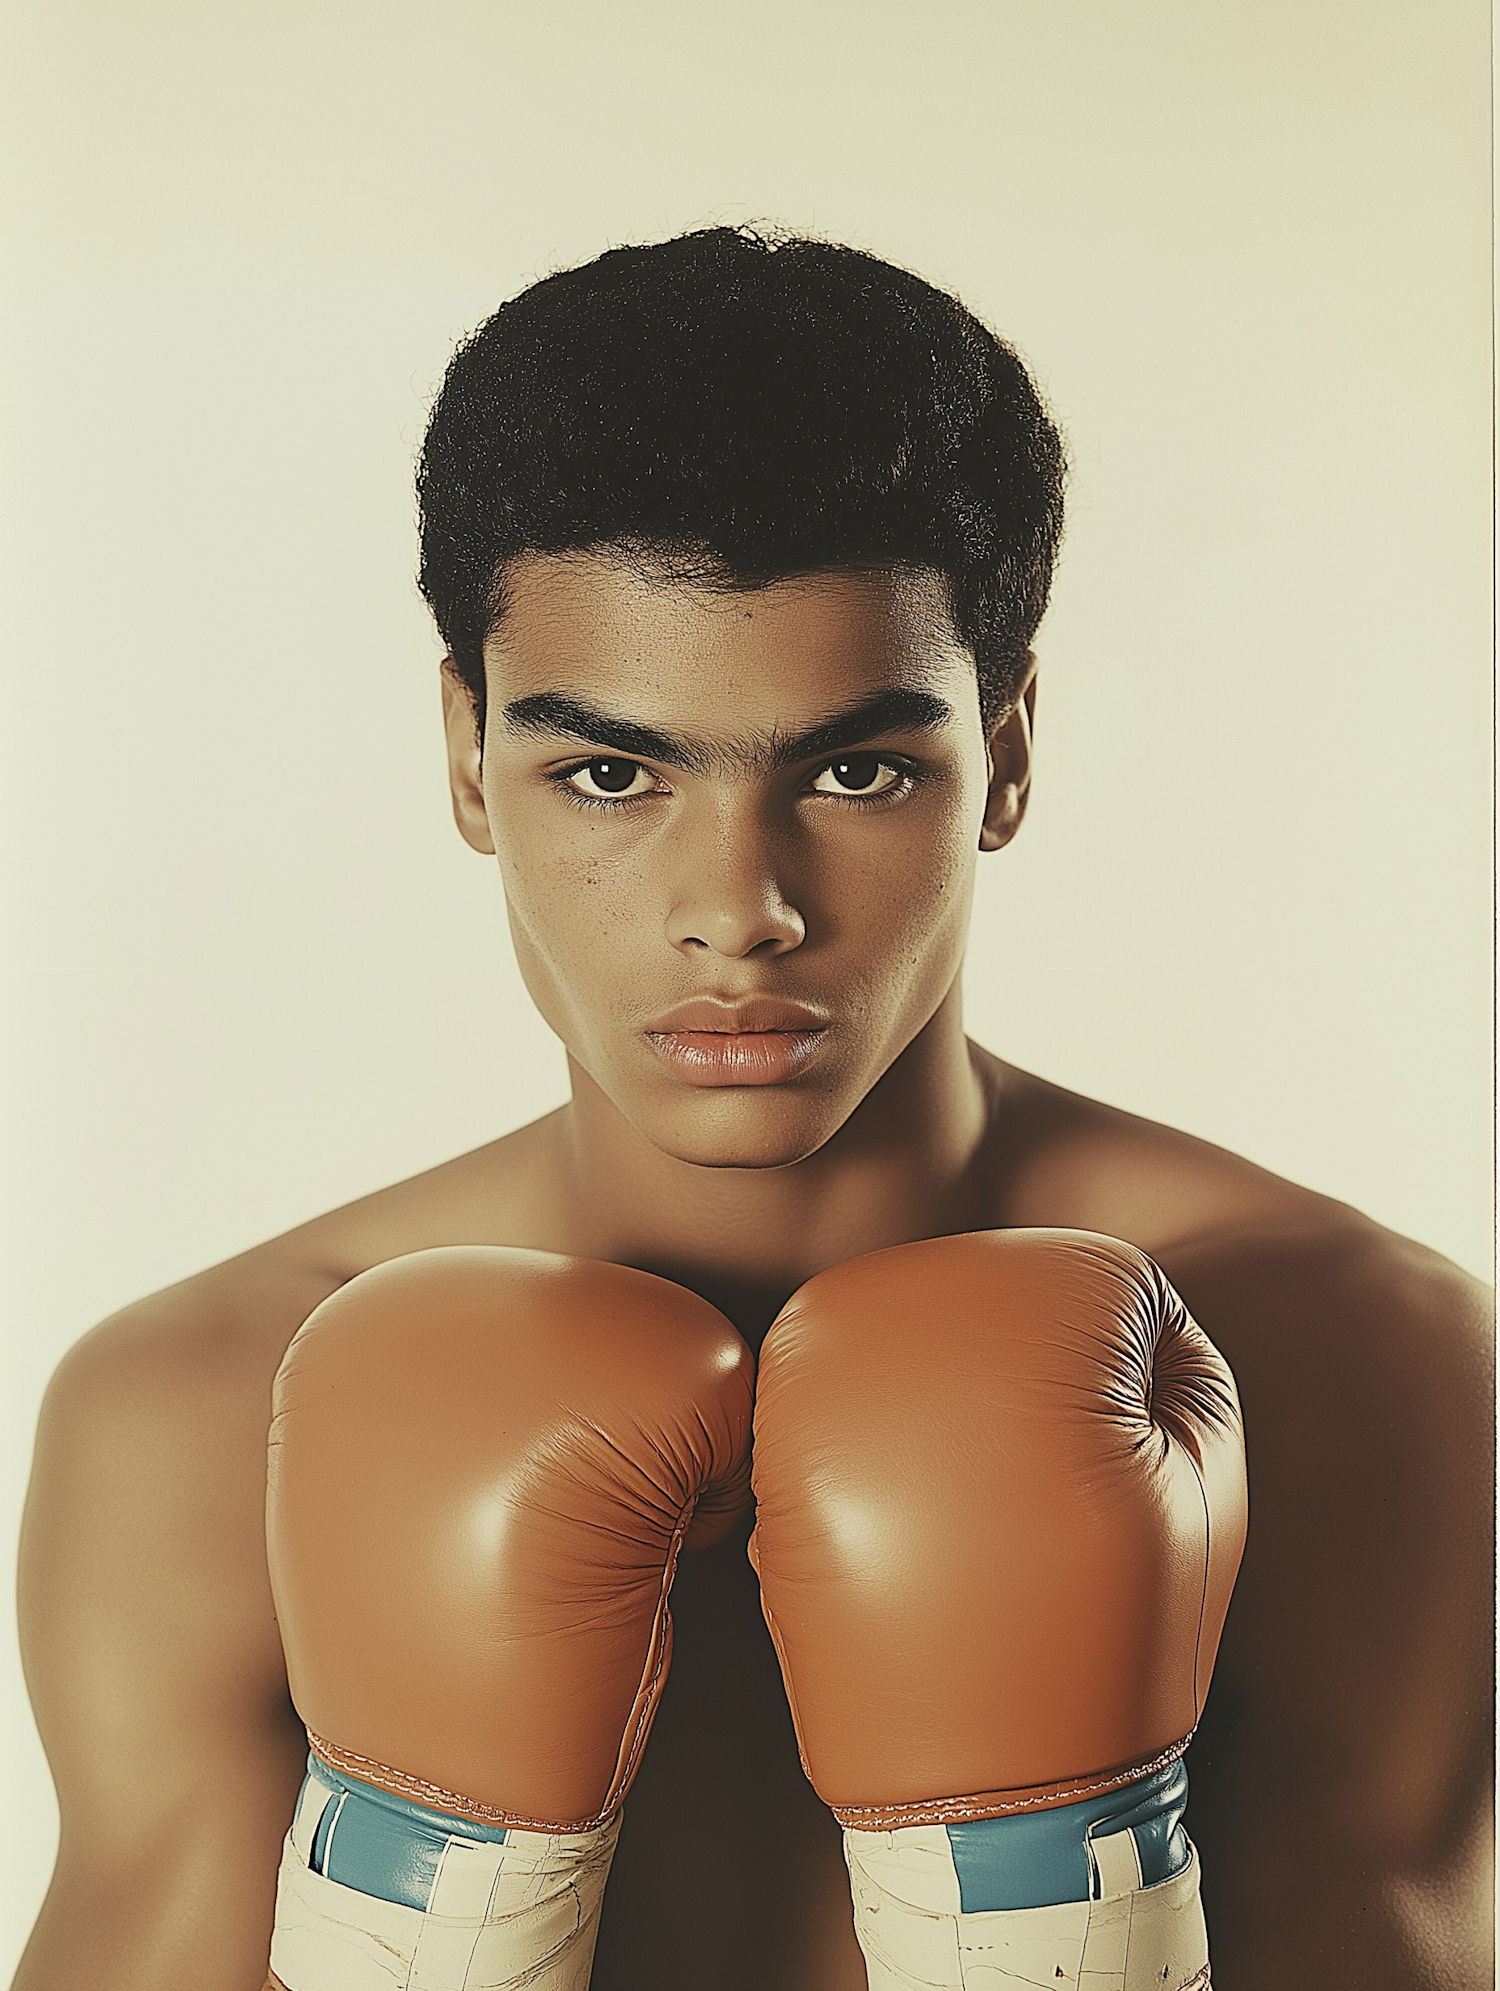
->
xmin=664 ymin=800 xmax=807 ymax=960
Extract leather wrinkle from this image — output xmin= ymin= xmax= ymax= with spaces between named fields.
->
xmin=747 ymin=1227 xmax=1246 ymax=1828
xmin=268 ymin=1245 xmax=755 ymax=1834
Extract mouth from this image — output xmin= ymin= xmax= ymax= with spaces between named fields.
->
xmin=644 ymin=998 xmax=830 ymax=1089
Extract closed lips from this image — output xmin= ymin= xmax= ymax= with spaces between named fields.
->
xmin=644 ymin=1001 xmax=828 ymax=1086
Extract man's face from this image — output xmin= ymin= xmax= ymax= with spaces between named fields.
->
xmin=444 ymin=553 xmax=1023 ymax=1169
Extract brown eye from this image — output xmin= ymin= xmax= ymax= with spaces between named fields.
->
xmin=565 ymin=758 xmax=655 ymax=800
xmin=810 ymin=755 xmax=902 ymax=797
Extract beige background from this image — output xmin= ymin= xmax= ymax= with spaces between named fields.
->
xmin=1 ymin=0 xmax=1492 ymax=1969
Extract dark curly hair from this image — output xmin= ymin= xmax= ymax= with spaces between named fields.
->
xmin=418 ymin=226 xmax=1066 ymax=733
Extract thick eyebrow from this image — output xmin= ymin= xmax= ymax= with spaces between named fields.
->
xmin=499 ymin=687 xmax=954 ymax=774
xmin=778 ymin=689 xmax=954 ymax=768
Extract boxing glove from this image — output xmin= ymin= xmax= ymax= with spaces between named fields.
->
xmin=264 ymin=1245 xmax=754 ymax=1991
xmin=749 ymin=1228 xmax=1247 ymax=1991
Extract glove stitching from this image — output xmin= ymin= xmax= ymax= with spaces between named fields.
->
xmin=832 ymin=1731 xmax=1195 ymax=1828
xmin=305 ymin=1731 xmax=621 ymax=1835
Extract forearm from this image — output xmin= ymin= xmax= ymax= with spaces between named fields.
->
xmin=12 ymin=1826 xmax=283 ymax=1991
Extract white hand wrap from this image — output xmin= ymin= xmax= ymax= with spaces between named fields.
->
xmin=269 ymin=1758 xmax=620 ymax=1991
xmin=844 ymin=1825 xmax=1210 ymax=1991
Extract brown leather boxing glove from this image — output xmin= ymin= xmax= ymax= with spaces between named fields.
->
xmin=749 ymin=1228 xmax=1246 ymax=1991
xmin=265 ymin=1245 xmax=753 ymax=1991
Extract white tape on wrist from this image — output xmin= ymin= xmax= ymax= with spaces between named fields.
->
xmin=269 ymin=1758 xmax=619 ymax=1991
xmin=843 ymin=1827 xmax=1210 ymax=1991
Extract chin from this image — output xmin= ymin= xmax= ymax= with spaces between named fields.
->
xmin=637 ymin=1087 xmax=857 ymax=1172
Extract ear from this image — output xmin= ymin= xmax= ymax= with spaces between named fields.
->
xmin=441 ymin=660 xmax=496 ymax=855
xmin=979 ymin=655 xmax=1037 ymax=853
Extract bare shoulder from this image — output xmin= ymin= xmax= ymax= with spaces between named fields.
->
xmin=978 ymin=1052 xmax=1364 ymax=1252
xmin=1155 ymin=1212 xmax=1492 ymax=1720
xmin=979 ymin=1053 xmax=1494 ymax=1973
xmin=18 ymin=1250 xmax=346 ymax=1822
xmin=1158 ymin=1210 xmax=1493 ymax=1709
xmin=15 ymin=1261 xmax=328 ymax=1980
xmin=23 ymin=1101 xmax=572 ymax=1694
xmin=14 ymin=1114 xmax=570 ymax=1983
xmin=985 ymin=1058 xmax=1494 ymax=1982
xmin=270 ymin=1105 xmax=576 ymax=1274
xmin=975 ymin=1051 xmax=1491 ymax=1447
xmin=37 ymin=1099 xmax=572 ymax=1421
xmin=981 ymin=1060 xmax=1493 ymax=1691
xmin=1169 ymin=1224 xmax=1492 ymax=1983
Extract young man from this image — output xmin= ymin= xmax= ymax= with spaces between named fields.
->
xmin=14 ymin=228 xmax=1492 ymax=1991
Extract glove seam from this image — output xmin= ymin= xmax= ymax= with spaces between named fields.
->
xmin=304 ymin=1731 xmax=621 ymax=1835
xmin=831 ymin=1731 xmax=1196 ymax=1829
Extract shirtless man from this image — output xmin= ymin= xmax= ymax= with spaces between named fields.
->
xmin=14 ymin=227 xmax=1492 ymax=1991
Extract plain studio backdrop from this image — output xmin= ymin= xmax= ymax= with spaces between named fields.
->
xmin=0 ymin=0 xmax=1492 ymax=1969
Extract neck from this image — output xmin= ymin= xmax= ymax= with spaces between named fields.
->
xmin=554 ymin=984 xmax=996 ymax=1341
